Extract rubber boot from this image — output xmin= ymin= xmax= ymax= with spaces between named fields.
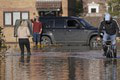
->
xmin=27 ymin=52 xmax=31 ymax=56
xmin=113 ymin=49 xmax=117 ymax=58
xmin=20 ymin=55 xmax=24 ymax=63
xmin=112 ymin=45 xmax=117 ymax=58
xmin=26 ymin=56 xmax=31 ymax=63
xmin=21 ymin=53 xmax=24 ymax=57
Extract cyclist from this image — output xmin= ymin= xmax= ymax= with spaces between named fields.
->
xmin=98 ymin=13 xmax=119 ymax=58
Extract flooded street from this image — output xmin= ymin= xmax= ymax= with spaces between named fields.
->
xmin=0 ymin=45 xmax=120 ymax=80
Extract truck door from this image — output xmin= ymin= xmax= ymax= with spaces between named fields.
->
xmin=53 ymin=18 xmax=66 ymax=44
xmin=65 ymin=19 xmax=88 ymax=44
xmin=42 ymin=19 xmax=66 ymax=44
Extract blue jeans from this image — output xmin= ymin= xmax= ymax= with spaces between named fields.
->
xmin=103 ymin=32 xmax=116 ymax=49
xmin=33 ymin=32 xmax=41 ymax=45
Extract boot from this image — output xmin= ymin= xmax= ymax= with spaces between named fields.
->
xmin=27 ymin=52 xmax=31 ymax=56
xmin=113 ymin=49 xmax=117 ymax=58
xmin=20 ymin=56 xmax=24 ymax=63
xmin=26 ymin=56 xmax=31 ymax=63
xmin=21 ymin=53 xmax=24 ymax=57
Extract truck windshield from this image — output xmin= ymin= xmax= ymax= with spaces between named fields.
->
xmin=78 ymin=19 xmax=92 ymax=28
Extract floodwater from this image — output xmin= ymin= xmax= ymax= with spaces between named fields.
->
xmin=0 ymin=45 xmax=120 ymax=80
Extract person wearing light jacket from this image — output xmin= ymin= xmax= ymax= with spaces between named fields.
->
xmin=17 ymin=20 xmax=31 ymax=56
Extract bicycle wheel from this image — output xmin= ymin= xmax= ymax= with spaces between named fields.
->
xmin=106 ymin=50 xmax=112 ymax=58
xmin=109 ymin=51 xmax=113 ymax=58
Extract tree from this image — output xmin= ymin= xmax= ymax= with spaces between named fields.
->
xmin=76 ymin=0 xmax=83 ymax=16
xmin=108 ymin=0 xmax=120 ymax=17
xmin=0 ymin=27 xmax=6 ymax=48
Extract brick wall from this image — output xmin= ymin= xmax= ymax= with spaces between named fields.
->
xmin=83 ymin=0 xmax=108 ymax=16
xmin=0 ymin=0 xmax=37 ymax=42
xmin=0 ymin=0 xmax=111 ymax=42
xmin=84 ymin=17 xmax=120 ymax=28
xmin=62 ymin=0 xmax=68 ymax=16
xmin=0 ymin=0 xmax=69 ymax=42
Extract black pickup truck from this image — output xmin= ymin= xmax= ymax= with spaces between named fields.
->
xmin=39 ymin=16 xmax=101 ymax=48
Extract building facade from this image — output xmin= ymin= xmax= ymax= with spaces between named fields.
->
xmin=0 ymin=0 xmax=108 ymax=42
xmin=0 ymin=0 xmax=37 ymax=42
xmin=83 ymin=0 xmax=109 ymax=16
xmin=0 ymin=0 xmax=69 ymax=42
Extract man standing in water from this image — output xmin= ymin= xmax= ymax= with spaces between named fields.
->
xmin=31 ymin=16 xmax=42 ymax=47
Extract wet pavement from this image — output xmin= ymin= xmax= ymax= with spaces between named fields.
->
xmin=0 ymin=44 xmax=120 ymax=80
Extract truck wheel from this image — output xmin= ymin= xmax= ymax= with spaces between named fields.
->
xmin=41 ymin=36 xmax=52 ymax=45
xmin=90 ymin=37 xmax=102 ymax=49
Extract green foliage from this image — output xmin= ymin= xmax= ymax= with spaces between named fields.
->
xmin=108 ymin=0 xmax=120 ymax=17
xmin=0 ymin=27 xmax=3 ymax=33
xmin=0 ymin=26 xmax=6 ymax=48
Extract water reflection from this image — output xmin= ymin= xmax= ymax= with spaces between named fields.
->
xmin=19 ymin=55 xmax=31 ymax=63
xmin=3 ymin=51 xmax=120 ymax=80
xmin=19 ymin=55 xmax=31 ymax=80
xmin=104 ymin=59 xmax=117 ymax=80
xmin=33 ymin=45 xmax=91 ymax=52
xmin=0 ymin=56 xmax=5 ymax=80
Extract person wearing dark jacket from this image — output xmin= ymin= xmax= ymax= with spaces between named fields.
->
xmin=98 ymin=13 xmax=119 ymax=58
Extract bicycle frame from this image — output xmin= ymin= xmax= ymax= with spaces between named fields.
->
xmin=105 ymin=40 xmax=113 ymax=58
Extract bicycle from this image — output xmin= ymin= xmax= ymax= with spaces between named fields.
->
xmin=105 ymin=40 xmax=116 ymax=58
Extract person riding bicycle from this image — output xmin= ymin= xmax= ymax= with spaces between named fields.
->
xmin=98 ymin=13 xmax=119 ymax=58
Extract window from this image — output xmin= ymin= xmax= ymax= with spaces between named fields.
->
xmin=78 ymin=19 xmax=91 ymax=28
xmin=22 ymin=12 xmax=29 ymax=19
xmin=4 ymin=11 xmax=29 ymax=26
xmin=91 ymin=8 xmax=96 ymax=13
xmin=55 ymin=19 xmax=64 ymax=28
xmin=13 ymin=12 xmax=20 ymax=25
xmin=67 ymin=20 xmax=80 ymax=28
xmin=4 ymin=12 xmax=12 ymax=25
xmin=42 ymin=20 xmax=55 ymax=28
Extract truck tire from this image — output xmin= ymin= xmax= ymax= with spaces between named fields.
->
xmin=41 ymin=36 xmax=52 ymax=45
xmin=90 ymin=36 xmax=102 ymax=49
